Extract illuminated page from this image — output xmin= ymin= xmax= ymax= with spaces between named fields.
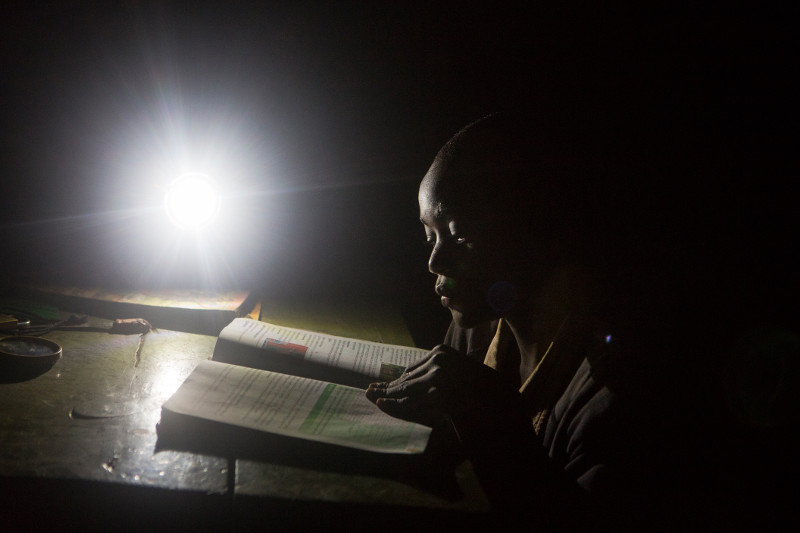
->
xmin=219 ymin=318 xmax=429 ymax=380
xmin=163 ymin=360 xmax=430 ymax=454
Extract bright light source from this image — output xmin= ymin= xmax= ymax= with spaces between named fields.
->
xmin=164 ymin=173 xmax=220 ymax=230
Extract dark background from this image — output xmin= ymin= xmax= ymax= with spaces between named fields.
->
xmin=0 ymin=2 xmax=796 ymax=526
xmin=1 ymin=3 xmax=795 ymax=340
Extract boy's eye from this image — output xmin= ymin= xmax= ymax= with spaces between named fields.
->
xmin=455 ymin=236 xmax=475 ymax=250
xmin=455 ymin=235 xmax=475 ymax=247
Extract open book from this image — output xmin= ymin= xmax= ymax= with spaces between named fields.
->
xmin=213 ymin=318 xmax=428 ymax=387
xmin=159 ymin=319 xmax=432 ymax=455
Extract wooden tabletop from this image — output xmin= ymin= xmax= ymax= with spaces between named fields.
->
xmin=1 ymin=298 xmax=487 ymax=528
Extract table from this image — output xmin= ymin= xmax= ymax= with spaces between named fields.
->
xmin=1 ymin=300 xmax=489 ymax=530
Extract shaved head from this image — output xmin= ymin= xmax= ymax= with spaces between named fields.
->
xmin=420 ymin=112 xmax=585 ymax=272
xmin=422 ymin=113 xmax=532 ymax=220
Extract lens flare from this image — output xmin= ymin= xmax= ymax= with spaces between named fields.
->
xmin=164 ymin=173 xmax=220 ymax=230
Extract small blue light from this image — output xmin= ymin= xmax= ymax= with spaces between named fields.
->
xmin=605 ymin=334 xmax=612 ymax=343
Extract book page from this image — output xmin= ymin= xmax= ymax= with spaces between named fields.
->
xmin=219 ymin=318 xmax=429 ymax=380
xmin=163 ymin=360 xmax=430 ymax=454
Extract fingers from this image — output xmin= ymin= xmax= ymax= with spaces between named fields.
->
xmin=402 ymin=343 xmax=459 ymax=375
xmin=365 ymin=373 xmax=436 ymax=405
xmin=373 ymin=390 xmax=443 ymax=427
xmin=376 ymin=386 xmax=439 ymax=411
xmin=403 ymin=344 xmax=447 ymax=373
xmin=365 ymin=378 xmax=439 ymax=426
xmin=366 ymin=355 xmax=448 ymax=399
xmin=363 ymin=343 xmax=465 ymax=424
xmin=364 ymin=382 xmax=385 ymax=403
xmin=365 ymin=344 xmax=454 ymax=401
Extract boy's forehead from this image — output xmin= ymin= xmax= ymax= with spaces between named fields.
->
xmin=419 ymin=176 xmax=458 ymax=222
xmin=418 ymin=194 xmax=450 ymax=224
xmin=421 ymin=162 xmax=475 ymax=204
xmin=420 ymin=175 xmax=487 ymax=221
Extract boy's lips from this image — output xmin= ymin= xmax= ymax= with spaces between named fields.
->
xmin=435 ymin=278 xmax=456 ymax=296
xmin=436 ymin=279 xmax=462 ymax=308
xmin=436 ymin=287 xmax=459 ymax=308
xmin=436 ymin=287 xmax=452 ymax=307
xmin=435 ymin=285 xmax=455 ymax=298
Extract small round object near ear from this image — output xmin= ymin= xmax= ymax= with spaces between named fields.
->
xmin=0 ymin=336 xmax=62 ymax=369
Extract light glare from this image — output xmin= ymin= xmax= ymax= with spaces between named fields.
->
xmin=165 ymin=174 xmax=220 ymax=230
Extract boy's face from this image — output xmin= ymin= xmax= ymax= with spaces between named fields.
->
xmin=418 ymin=163 xmax=522 ymax=329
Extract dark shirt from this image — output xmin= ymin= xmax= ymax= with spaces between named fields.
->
xmin=444 ymin=319 xmax=680 ymax=527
